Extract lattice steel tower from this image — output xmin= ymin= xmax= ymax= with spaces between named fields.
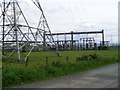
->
xmin=0 ymin=0 xmax=60 ymax=64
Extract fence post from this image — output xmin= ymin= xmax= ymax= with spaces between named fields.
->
xmin=46 ymin=56 xmax=48 ymax=65
xmin=66 ymin=56 xmax=68 ymax=62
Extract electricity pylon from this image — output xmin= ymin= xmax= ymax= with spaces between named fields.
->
xmin=0 ymin=0 xmax=60 ymax=64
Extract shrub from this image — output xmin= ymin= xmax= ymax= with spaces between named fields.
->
xmin=98 ymin=46 xmax=109 ymax=50
xmin=52 ymin=61 xmax=62 ymax=67
xmin=76 ymin=54 xmax=98 ymax=61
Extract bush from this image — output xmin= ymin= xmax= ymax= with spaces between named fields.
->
xmin=98 ymin=46 xmax=109 ymax=50
xmin=52 ymin=61 xmax=62 ymax=67
xmin=21 ymin=46 xmax=26 ymax=52
xmin=76 ymin=54 xmax=98 ymax=61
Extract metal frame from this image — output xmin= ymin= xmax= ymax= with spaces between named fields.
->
xmin=46 ymin=30 xmax=105 ymax=50
xmin=0 ymin=0 xmax=60 ymax=64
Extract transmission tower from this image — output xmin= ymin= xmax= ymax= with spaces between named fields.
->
xmin=0 ymin=0 xmax=60 ymax=64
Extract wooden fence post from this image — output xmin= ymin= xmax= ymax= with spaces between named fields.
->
xmin=66 ymin=56 xmax=68 ymax=62
xmin=46 ymin=56 xmax=48 ymax=65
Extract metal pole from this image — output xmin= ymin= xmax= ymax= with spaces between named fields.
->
xmin=64 ymin=33 xmax=66 ymax=50
xmin=43 ymin=31 xmax=46 ymax=51
xmin=102 ymin=29 xmax=104 ymax=46
xmin=71 ymin=31 xmax=73 ymax=50
xmin=2 ymin=0 xmax=5 ymax=55
xmin=13 ymin=0 xmax=21 ymax=63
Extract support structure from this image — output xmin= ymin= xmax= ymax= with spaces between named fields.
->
xmin=2 ymin=0 xmax=5 ymax=55
xmin=0 ymin=0 xmax=60 ymax=63
xmin=46 ymin=30 xmax=105 ymax=50
xmin=46 ymin=30 xmax=104 ymax=35
xmin=71 ymin=31 xmax=73 ymax=50
xmin=102 ymin=29 xmax=104 ymax=46
xmin=13 ymin=0 xmax=21 ymax=63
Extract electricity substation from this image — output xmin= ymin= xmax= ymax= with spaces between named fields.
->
xmin=0 ymin=0 xmax=110 ymax=64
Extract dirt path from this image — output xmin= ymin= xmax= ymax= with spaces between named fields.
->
xmin=15 ymin=63 xmax=118 ymax=88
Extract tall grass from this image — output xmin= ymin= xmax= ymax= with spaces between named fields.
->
xmin=2 ymin=47 xmax=119 ymax=87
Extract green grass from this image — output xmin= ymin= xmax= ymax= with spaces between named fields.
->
xmin=2 ymin=47 xmax=119 ymax=87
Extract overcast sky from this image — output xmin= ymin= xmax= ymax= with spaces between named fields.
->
xmin=0 ymin=0 xmax=119 ymax=43
xmin=38 ymin=0 xmax=119 ymax=43
xmin=36 ymin=0 xmax=118 ymax=43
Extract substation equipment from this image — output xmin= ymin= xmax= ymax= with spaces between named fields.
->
xmin=46 ymin=30 xmax=105 ymax=51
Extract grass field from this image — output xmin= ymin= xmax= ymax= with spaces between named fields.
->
xmin=2 ymin=46 xmax=119 ymax=87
